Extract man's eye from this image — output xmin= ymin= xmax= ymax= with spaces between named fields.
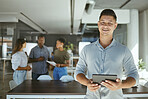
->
xmin=108 ymin=23 xmax=113 ymax=26
xmin=101 ymin=22 xmax=105 ymax=25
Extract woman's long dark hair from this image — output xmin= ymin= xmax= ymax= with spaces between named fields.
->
xmin=12 ymin=39 xmax=26 ymax=55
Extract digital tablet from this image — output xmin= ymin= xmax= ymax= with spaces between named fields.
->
xmin=92 ymin=74 xmax=117 ymax=84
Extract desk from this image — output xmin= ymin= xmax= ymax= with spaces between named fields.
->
xmin=6 ymin=80 xmax=148 ymax=99
xmin=123 ymin=85 xmax=148 ymax=98
xmin=0 ymin=57 xmax=11 ymax=82
xmin=6 ymin=80 xmax=86 ymax=99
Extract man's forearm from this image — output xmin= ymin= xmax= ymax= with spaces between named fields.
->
xmin=122 ymin=77 xmax=136 ymax=88
xmin=76 ymin=73 xmax=90 ymax=86
xmin=29 ymin=58 xmax=39 ymax=63
xmin=16 ymin=66 xmax=27 ymax=70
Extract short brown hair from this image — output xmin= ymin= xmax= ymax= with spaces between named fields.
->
xmin=38 ymin=34 xmax=45 ymax=39
xmin=99 ymin=9 xmax=117 ymax=21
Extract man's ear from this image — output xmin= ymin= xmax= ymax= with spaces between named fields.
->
xmin=97 ymin=21 xmax=100 ymax=28
xmin=114 ymin=22 xmax=118 ymax=29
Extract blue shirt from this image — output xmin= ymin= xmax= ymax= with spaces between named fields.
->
xmin=75 ymin=39 xmax=139 ymax=99
xmin=29 ymin=45 xmax=50 ymax=74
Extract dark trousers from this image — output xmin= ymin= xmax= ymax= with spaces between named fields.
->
xmin=32 ymin=72 xmax=49 ymax=80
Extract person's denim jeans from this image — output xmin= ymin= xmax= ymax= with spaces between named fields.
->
xmin=53 ymin=67 xmax=67 ymax=80
xmin=13 ymin=70 xmax=27 ymax=85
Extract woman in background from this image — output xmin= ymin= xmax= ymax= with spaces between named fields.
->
xmin=11 ymin=39 xmax=31 ymax=85
xmin=53 ymin=38 xmax=70 ymax=80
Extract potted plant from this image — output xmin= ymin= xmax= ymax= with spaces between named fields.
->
xmin=138 ymin=59 xmax=146 ymax=71
xmin=64 ymin=42 xmax=74 ymax=53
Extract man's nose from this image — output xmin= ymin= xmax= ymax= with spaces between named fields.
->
xmin=104 ymin=23 xmax=109 ymax=26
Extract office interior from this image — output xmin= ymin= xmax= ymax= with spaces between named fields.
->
xmin=1 ymin=0 xmax=148 ymax=99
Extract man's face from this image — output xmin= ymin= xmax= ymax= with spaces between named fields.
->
xmin=98 ymin=15 xmax=117 ymax=36
xmin=38 ymin=37 xmax=45 ymax=46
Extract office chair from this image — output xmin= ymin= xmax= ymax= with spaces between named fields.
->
xmin=60 ymin=75 xmax=74 ymax=82
xmin=9 ymin=80 xmax=17 ymax=90
xmin=37 ymin=75 xmax=52 ymax=80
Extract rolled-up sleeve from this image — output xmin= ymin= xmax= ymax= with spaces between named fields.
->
xmin=123 ymin=48 xmax=139 ymax=85
xmin=11 ymin=54 xmax=21 ymax=70
xmin=74 ymin=46 xmax=87 ymax=79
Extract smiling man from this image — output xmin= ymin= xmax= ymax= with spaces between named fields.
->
xmin=75 ymin=9 xmax=139 ymax=99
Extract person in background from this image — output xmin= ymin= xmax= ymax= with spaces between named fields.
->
xmin=11 ymin=39 xmax=31 ymax=85
xmin=29 ymin=34 xmax=51 ymax=80
xmin=53 ymin=38 xmax=70 ymax=80
xmin=51 ymin=52 xmax=54 ymax=61
xmin=75 ymin=9 xmax=139 ymax=99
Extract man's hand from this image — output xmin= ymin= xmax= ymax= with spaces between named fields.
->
xmin=101 ymin=78 xmax=122 ymax=91
xmin=38 ymin=56 xmax=45 ymax=61
xmin=26 ymin=65 xmax=32 ymax=71
xmin=87 ymin=79 xmax=101 ymax=92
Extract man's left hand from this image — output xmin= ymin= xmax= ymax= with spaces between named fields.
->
xmin=101 ymin=78 xmax=122 ymax=91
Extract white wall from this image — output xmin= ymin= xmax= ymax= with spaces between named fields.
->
xmin=139 ymin=9 xmax=148 ymax=70
xmin=82 ymin=9 xmax=130 ymax=24
xmin=127 ymin=9 xmax=139 ymax=66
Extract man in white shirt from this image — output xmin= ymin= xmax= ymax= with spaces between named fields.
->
xmin=75 ymin=9 xmax=139 ymax=99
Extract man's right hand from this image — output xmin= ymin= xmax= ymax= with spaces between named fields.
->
xmin=26 ymin=65 xmax=32 ymax=71
xmin=38 ymin=56 xmax=45 ymax=61
xmin=87 ymin=79 xmax=101 ymax=92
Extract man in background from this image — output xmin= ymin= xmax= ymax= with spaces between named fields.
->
xmin=29 ymin=34 xmax=50 ymax=80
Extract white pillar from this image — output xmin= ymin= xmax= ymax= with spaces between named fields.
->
xmin=127 ymin=9 xmax=139 ymax=66
xmin=139 ymin=9 xmax=148 ymax=70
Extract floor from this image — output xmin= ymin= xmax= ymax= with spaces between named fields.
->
xmin=0 ymin=61 xmax=13 ymax=99
xmin=0 ymin=61 xmax=148 ymax=99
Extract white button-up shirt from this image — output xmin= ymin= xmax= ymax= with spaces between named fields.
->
xmin=11 ymin=51 xmax=28 ymax=70
xmin=75 ymin=39 xmax=139 ymax=99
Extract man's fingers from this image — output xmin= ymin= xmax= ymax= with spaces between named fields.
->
xmin=105 ymin=80 xmax=116 ymax=86
xmin=91 ymin=83 xmax=98 ymax=86
xmin=90 ymin=80 xmax=93 ymax=84
xmin=101 ymin=82 xmax=114 ymax=89
xmin=89 ymin=85 xmax=101 ymax=91
xmin=93 ymin=85 xmax=101 ymax=89
xmin=116 ymin=78 xmax=121 ymax=82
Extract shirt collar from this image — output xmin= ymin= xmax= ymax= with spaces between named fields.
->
xmin=37 ymin=45 xmax=45 ymax=48
xmin=94 ymin=38 xmax=117 ymax=49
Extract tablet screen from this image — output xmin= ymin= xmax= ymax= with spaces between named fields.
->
xmin=92 ymin=74 xmax=117 ymax=84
